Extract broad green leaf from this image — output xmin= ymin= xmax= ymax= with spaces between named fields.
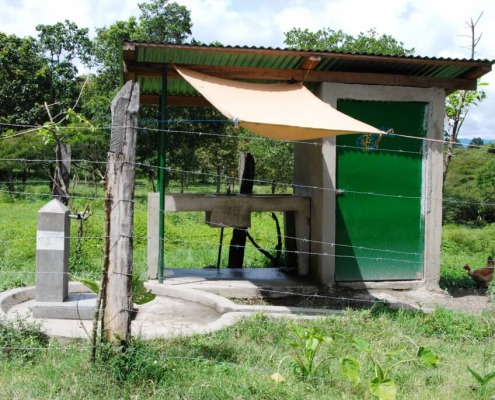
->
xmin=289 ymin=322 xmax=305 ymax=337
xmin=482 ymin=370 xmax=495 ymax=385
xmin=417 ymin=347 xmax=439 ymax=367
xmin=385 ymin=348 xmax=404 ymax=358
xmin=467 ymin=367 xmax=484 ymax=384
xmin=322 ymin=335 xmax=333 ymax=344
xmin=369 ymin=377 xmax=397 ymax=400
xmin=468 ymin=367 xmax=495 ymax=386
xmin=306 ymin=337 xmax=319 ymax=351
xmin=1 ymin=129 xmax=14 ymax=136
xmin=72 ymin=276 xmax=156 ymax=305
xmin=132 ymin=277 xmax=156 ymax=305
xmin=340 ymin=357 xmax=360 ymax=386
xmin=375 ymin=363 xmax=384 ymax=381
xmin=353 ymin=338 xmax=371 ymax=353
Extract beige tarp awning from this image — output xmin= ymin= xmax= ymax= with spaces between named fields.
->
xmin=175 ymin=65 xmax=385 ymax=140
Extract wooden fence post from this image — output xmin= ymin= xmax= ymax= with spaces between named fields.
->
xmin=102 ymin=80 xmax=140 ymax=346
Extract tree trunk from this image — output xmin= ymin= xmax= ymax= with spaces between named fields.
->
xmin=228 ymin=153 xmax=255 ymax=268
xmin=443 ymin=103 xmax=463 ymax=185
xmin=101 ymin=81 xmax=140 ymax=347
xmin=180 ymin=171 xmax=185 ymax=193
xmin=148 ymin=168 xmax=156 ymax=192
xmin=52 ymin=143 xmax=71 ymax=205
xmin=0 ymin=169 xmax=15 ymax=194
xmin=216 ymin=166 xmax=221 ymax=194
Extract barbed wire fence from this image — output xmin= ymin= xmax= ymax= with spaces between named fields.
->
xmin=1 ymin=119 xmax=495 ymax=386
xmin=1 ymin=121 xmax=493 ymax=277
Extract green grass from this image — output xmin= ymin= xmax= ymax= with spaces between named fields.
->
xmin=443 ymin=146 xmax=495 ymax=223
xmin=440 ymin=223 xmax=495 ymax=290
xmin=3 ymin=178 xmax=495 ymax=398
xmin=0 ymin=180 xmax=284 ymax=290
xmin=1 ymin=178 xmax=494 ymax=291
xmin=2 ymin=311 xmax=495 ymax=399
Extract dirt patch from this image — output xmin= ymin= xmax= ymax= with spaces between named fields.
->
xmin=234 ymin=286 xmax=493 ymax=314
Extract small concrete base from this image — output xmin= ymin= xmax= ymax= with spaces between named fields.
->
xmin=32 ymin=292 xmax=97 ymax=320
xmin=157 ymin=268 xmax=319 ymax=298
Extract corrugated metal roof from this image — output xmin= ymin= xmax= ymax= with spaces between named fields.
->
xmin=123 ymin=42 xmax=494 ymax=104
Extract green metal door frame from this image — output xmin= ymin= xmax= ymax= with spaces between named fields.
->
xmin=335 ymin=100 xmax=426 ymax=281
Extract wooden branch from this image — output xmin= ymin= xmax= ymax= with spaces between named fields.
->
xmin=246 ymin=231 xmax=275 ymax=262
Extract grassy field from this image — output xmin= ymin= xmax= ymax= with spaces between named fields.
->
xmin=2 ymin=308 xmax=495 ymax=399
xmin=0 ymin=178 xmax=492 ymax=291
xmin=0 ymin=179 xmax=284 ymax=290
xmin=2 ymin=179 xmax=495 ymax=399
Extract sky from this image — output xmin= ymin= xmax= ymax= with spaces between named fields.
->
xmin=1 ymin=0 xmax=494 ymax=139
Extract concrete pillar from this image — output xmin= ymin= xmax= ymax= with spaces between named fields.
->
xmin=35 ymin=199 xmax=70 ymax=302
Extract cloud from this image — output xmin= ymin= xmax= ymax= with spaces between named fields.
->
xmin=0 ymin=0 xmax=493 ymax=138
xmin=0 ymin=0 xmax=140 ymax=37
xmin=174 ymin=0 xmax=282 ymax=46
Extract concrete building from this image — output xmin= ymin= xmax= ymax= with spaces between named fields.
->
xmin=122 ymin=42 xmax=492 ymax=289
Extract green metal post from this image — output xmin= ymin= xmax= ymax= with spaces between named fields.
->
xmin=157 ymin=66 xmax=167 ymax=283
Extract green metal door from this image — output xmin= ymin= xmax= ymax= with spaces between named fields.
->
xmin=335 ymin=100 xmax=426 ymax=281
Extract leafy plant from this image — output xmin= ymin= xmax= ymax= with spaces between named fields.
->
xmin=98 ymin=339 xmax=167 ymax=383
xmin=72 ymin=275 xmax=156 ymax=305
xmin=131 ymin=275 xmax=156 ymax=305
xmin=467 ymin=366 xmax=495 ymax=388
xmin=278 ymin=322 xmax=333 ymax=380
xmin=0 ymin=313 xmax=49 ymax=363
xmin=340 ymin=338 xmax=439 ymax=400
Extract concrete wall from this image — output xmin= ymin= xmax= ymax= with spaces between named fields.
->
xmin=295 ymin=83 xmax=445 ymax=288
xmin=294 ymin=136 xmax=334 ymax=284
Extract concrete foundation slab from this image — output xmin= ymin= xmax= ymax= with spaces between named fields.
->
xmin=32 ymin=292 xmax=97 ymax=320
xmin=158 ymin=268 xmax=319 ymax=297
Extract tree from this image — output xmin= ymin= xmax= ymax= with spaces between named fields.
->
xmin=195 ymin=122 xmax=240 ymax=193
xmin=30 ymin=21 xmax=94 ymax=205
xmin=469 ymin=137 xmax=484 ymax=148
xmin=1 ymin=24 xmax=95 ymax=202
xmin=0 ymin=33 xmax=50 ymax=129
xmin=284 ymin=27 xmax=414 ymax=55
xmin=92 ymin=0 xmax=194 ymax=190
xmin=0 ymin=131 xmax=50 ymax=194
xmin=93 ymin=0 xmax=192 ymax=95
xmin=443 ymin=13 xmax=488 ymax=184
xmin=38 ymin=103 xmax=95 ymax=205
xmin=93 ymin=18 xmax=141 ymax=95
xmin=138 ymin=0 xmax=192 ymax=43
xmin=35 ymin=20 xmax=93 ymax=116
xmin=243 ymin=136 xmax=293 ymax=194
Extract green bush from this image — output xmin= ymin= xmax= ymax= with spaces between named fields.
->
xmin=0 ymin=313 xmax=49 ymax=363
xmin=98 ymin=340 xmax=167 ymax=383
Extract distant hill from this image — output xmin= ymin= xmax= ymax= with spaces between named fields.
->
xmin=443 ymin=146 xmax=495 ymax=223
xmin=458 ymin=138 xmax=495 ymax=146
